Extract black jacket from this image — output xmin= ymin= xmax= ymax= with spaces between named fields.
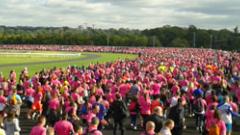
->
xmin=168 ymin=105 xmax=184 ymax=128
xmin=144 ymin=114 xmax=164 ymax=133
xmin=109 ymin=100 xmax=128 ymax=120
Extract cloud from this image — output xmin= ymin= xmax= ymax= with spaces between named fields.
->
xmin=0 ymin=0 xmax=239 ymax=29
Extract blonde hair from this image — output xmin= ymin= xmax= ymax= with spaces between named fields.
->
xmin=146 ymin=121 xmax=155 ymax=131
xmin=164 ymin=119 xmax=174 ymax=128
xmin=47 ymin=127 xmax=55 ymax=135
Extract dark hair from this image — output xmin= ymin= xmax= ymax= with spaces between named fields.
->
xmin=177 ymin=98 xmax=183 ymax=105
xmin=153 ymin=95 xmax=159 ymax=100
xmin=176 ymin=91 xmax=181 ymax=96
xmin=95 ymin=95 xmax=101 ymax=101
xmin=131 ymin=96 xmax=138 ymax=102
xmin=115 ymin=93 xmax=121 ymax=100
xmin=91 ymin=117 xmax=99 ymax=125
xmin=37 ymin=115 xmax=46 ymax=124
xmin=73 ymin=120 xmax=83 ymax=132
xmin=61 ymin=112 xmax=68 ymax=120
xmin=6 ymin=111 xmax=15 ymax=121
xmin=212 ymin=95 xmax=218 ymax=102
xmin=214 ymin=109 xmax=221 ymax=120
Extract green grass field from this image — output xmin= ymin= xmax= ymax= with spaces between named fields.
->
xmin=0 ymin=51 xmax=137 ymax=77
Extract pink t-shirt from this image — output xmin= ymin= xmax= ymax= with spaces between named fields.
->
xmin=0 ymin=95 xmax=6 ymax=111
xmin=43 ymin=84 xmax=52 ymax=94
xmin=230 ymin=102 xmax=238 ymax=112
xmin=151 ymin=83 xmax=161 ymax=95
xmin=23 ymin=81 xmax=30 ymax=89
xmin=207 ymin=102 xmax=218 ymax=111
xmin=205 ymin=110 xmax=214 ymax=129
xmin=119 ymin=84 xmax=130 ymax=98
xmin=216 ymin=120 xmax=227 ymax=135
xmin=51 ymin=79 xmax=61 ymax=87
xmin=34 ymin=92 xmax=43 ymax=103
xmin=179 ymin=80 xmax=189 ymax=87
xmin=86 ymin=112 xmax=96 ymax=124
xmin=171 ymin=85 xmax=180 ymax=96
xmin=26 ymin=88 xmax=35 ymax=97
xmin=71 ymin=93 xmax=80 ymax=102
xmin=139 ymin=97 xmax=151 ymax=115
xmin=48 ymin=98 xmax=60 ymax=110
xmin=206 ymin=94 xmax=213 ymax=105
xmin=140 ymin=130 xmax=155 ymax=135
xmin=54 ymin=120 xmax=74 ymax=135
xmin=96 ymin=88 xmax=104 ymax=96
xmin=86 ymin=126 xmax=103 ymax=135
xmin=236 ymin=88 xmax=240 ymax=104
xmin=30 ymin=125 xmax=46 ymax=135
xmin=0 ymin=96 xmax=7 ymax=104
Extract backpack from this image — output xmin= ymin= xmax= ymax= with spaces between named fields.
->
xmin=195 ymin=99 xmax=204 ymax=113
xmin=208 ymin=124 xmax=220 ymax=135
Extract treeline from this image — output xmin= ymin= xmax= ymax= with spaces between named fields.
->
xmin=0 ymin=25 xmax=239 ymax=50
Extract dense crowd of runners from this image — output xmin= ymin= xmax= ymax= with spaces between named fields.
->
xmin=0 ymin=45 xmax=240 ymax=135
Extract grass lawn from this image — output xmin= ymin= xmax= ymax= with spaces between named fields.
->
xmin=0 ymin=51 xmax=137 ymax=77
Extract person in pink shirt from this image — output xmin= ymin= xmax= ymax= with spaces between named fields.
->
xmin=54 ymin=113 xmax=74 ymax=135
xmin=179 ymin=79 xmax=189 ymax=88
xmin=48 ymin=94 xmax=60 ymax=111
xmin=71 ymin=89 xmax=80 ymax=103
xmin=85 ymin=117 xmax=103 ymax=135
xmin=23 ymin=77 xmax=30 ymax=90
xmin=128 ymin=96 xmax=140 ymax=130
xmin=213 ymin=110 xmax=227 ymax=135
xmin=9 ymin=70 xmax=16 ymax=85
xmin=31 ymin=88 xmax=43 ymax=119
xmin=42 ymin=81 xmax=52 ymax=95
xmin=25 ymin=85 xmax=35 ymax=119
xmin=229 ymin=97 xmax=239 ymax=113
xmin=30 ymin=115 xmax=47 ymax=135
xmin=171 ymin=84 xmax=180 ymax=96
xmin=151 ymin=81 xmax=161 ymax=96
xmin=207 ymin=95 xmax=219 ymax=111
xmin=0 ymin=90 xmax=6 ymax=126
xmin=205 ymin=106 xmax=216 ymax=131
xmin=48 ymin=94 xmax=60 ymax=126
xmin=235 ymin=83 xmax=240 ymax=104
xmin=139 ymin=93 xmax=151 ymax=125
xmin=119 ymin=82 xmax=130 ymax=98
xmin=86 ymin=105 xmax=100 ymax=124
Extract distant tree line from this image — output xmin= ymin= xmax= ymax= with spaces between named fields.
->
xmin=0 ymin=25 xmax=239 ymax=50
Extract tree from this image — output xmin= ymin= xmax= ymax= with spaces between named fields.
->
xmin=0 ymin=25 xmax=238 ymax=50
xmin=234 ymin=26 xmax=238 ymax=34
xmin=171 ymin=38 xmax=190 ymax=48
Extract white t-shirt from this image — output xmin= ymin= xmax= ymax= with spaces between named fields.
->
xmin=170 ymin=97 xmax=178 ymax=108
xmin=218 ymin=103 xmax=232 ymax=124
xmin=160 ymin=127 xmax=172 ymax=135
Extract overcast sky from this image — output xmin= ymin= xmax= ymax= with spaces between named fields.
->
xmin=0 ymin=0 xmax=239 ymax=30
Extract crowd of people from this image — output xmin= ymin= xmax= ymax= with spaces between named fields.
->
xmin=0 ymin=45 xmax=239 ymax=135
